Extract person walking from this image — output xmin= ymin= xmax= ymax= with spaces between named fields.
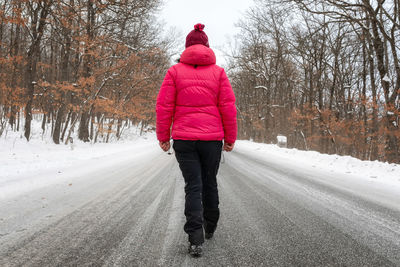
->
xmin=156 ymin=23 xmax=237 ymax=257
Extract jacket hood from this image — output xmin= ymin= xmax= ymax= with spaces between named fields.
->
xmin=180 ymin=44 xmax=216 ymax=66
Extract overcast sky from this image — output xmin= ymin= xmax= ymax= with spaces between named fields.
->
xmin=159 ymin=0 xmax=254 ymax=66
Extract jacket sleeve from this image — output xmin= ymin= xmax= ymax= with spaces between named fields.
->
xmin=218 ymin=69 xmax=237 ymax=144
xmin=156 ymin=67 xmax=176 ymax=142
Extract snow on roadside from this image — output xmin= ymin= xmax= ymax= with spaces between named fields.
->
xmin=0 ymin=122 xmax=158 ymax=199
xmin=1 ymin=135 xmax=157 ymax=177
xmin=235 ymin=140 xmax=400 ymax=188
xmin=2 ymin=119 xmax=399 ymax=199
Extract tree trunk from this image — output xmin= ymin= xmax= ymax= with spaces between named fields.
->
xmin=53 ymin=108 xmax=64 ymax=144
xmin=41 ymin=113 xmax=46 ymax=134
xmin=24 ymin=1 xmax=51 ymax=141
xmin=361 ymin=34 xmax=368 ymax=160
xmin=16 ymin=110 xmax=20 ymax=131
xmin=106 ymin=118 xmax=114 ymax=143
xmin=364 ymin=19 xmax=379 ymax=161
xmin=53 ymin=0 xmax=73 ymax=144
xmin=61 ymin=109 xmax=72 ymax=142
xmin=94 ymin=114 xmax=104 ymax=143
xmin=78 ymin=111 xmax=90 ymax=142
xmin=77 ymin=0 xmax=94 ymax=143
xmin=89 ymin=114 xmax=94 ymax=141
xmin=65 ymin=112 xmax=79 ymax=145
xmin=116 ymin=117 xmax=122 ymax=139
xmin=24 ymin=59 xmax=36 ymax=141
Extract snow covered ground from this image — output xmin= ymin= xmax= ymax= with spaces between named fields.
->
xmin=1 ymin=126 xmax=399 ymax=199
xmin=0 ymin=121 xmax=158 ymax=199
xmin=235 ymin=141 xmax=400 ymax=187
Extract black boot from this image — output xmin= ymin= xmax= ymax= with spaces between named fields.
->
xmin=188 ymin=243 xmax=203 ymax=257
xmin=205 ymin=232 xmax=214 ymax=240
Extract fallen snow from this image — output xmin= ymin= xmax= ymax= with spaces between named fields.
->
xmin=1 ymin=123 xmax=400 ymax=199
xmin=276 ymin=135 xmax=287 ymax=143
xmin=0 ymin=133 xmax=158 ymax=199
xmin=0 ymin=119 xmax=158 ymax=199
xmin=235 ymin=141 xmax=400 ymax=189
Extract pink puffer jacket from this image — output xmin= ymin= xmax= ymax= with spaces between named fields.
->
xmin=156 ymin=44 xmax=237 ymax=143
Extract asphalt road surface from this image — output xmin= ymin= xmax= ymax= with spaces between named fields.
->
xmin=1 ymin=148 xmax=399 ymax=266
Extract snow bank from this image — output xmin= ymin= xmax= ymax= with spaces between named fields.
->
xmin=235 ymin=140 xmax=400 ymax=188
xmin=0 ymin=120 xmax=158 ymax=199
xmin=1 ymin=117 xmax=399 ymax=199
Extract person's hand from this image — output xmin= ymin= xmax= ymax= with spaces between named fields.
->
xmin=159 ymin=141 xmax=170 ymax=152
xmin=223 ymin=142 xmax=234 ymax=152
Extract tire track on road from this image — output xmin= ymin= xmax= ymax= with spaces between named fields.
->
xmin=1 ymin=149 xmax=399 ymax=266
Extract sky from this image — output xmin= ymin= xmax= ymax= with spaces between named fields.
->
xmin=159 ymin=0 xmax=255 ymax=66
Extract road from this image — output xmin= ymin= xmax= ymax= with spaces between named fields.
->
xmin=0 ymin=145 xmax=399 ymax=266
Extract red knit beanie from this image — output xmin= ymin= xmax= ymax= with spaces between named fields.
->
xmin=185 ymin=23 xmax=209 ymax=48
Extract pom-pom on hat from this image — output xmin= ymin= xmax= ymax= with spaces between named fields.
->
xmin=185 ymin=23 xmax=209 ymax=48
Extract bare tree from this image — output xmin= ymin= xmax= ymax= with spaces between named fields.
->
xmin=229 ymin=0 xmax=400 ymax=163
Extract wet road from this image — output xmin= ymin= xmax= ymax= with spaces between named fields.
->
xmin=1 ymin=148 xmax=399 ymax=266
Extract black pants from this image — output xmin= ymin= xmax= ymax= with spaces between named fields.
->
xmin=173 ymin=140 xmax=222 ymax=245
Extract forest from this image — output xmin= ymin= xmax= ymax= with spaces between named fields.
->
xmin=1 ymin=0 xmax=399 ymax=163
xmin=0 ymin=0 xmax=169 ymax=144
xmin=229 ymin=0 xmax=400 ymax=163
